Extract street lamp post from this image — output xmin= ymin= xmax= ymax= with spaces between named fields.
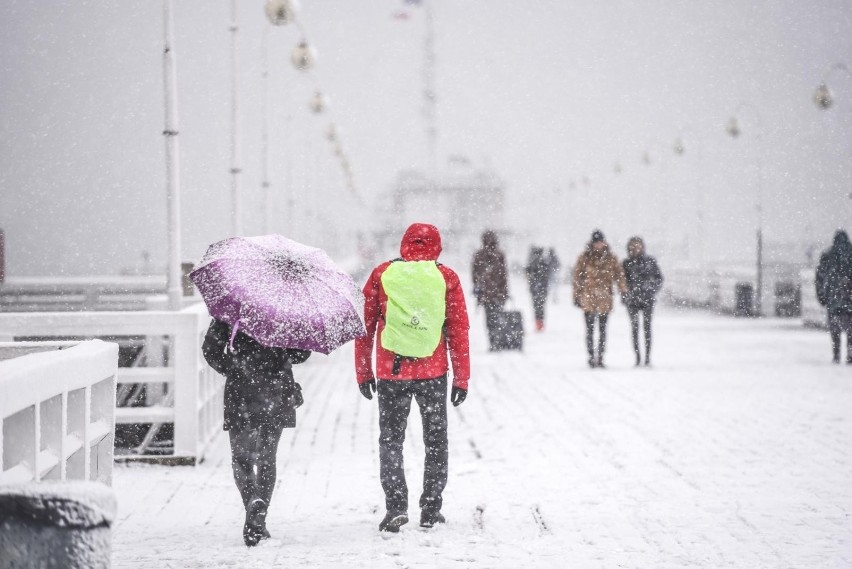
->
xmin=162 ymin=0 xmax=183 ymax=310
xmin=673 ymin=130 xmax=706 ymax=268
xmin=229 ymin=0 xmax=242 ymax=236
xmin=726 ymin=102 xmax=765 ymax=316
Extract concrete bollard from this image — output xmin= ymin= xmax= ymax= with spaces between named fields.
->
xmin=0 ymin=481 xmax=117 ymax=569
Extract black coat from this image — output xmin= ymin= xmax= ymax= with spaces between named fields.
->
xmin=202 ymin=318 xmax=310 ymax=432
xmin=526 ymin=251 xmax=551 ymax=296
xmin=816 ymin=231 xmax=852 ymax=314
xmin=622 ymin=254 xmax=663 ymax=308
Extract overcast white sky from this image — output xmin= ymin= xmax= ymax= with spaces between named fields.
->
xmin=1 ymin=0 xmax=850 ymax=276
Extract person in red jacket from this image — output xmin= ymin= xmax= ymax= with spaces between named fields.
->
xmin=355 ymin=222 xmax=470 ymax=533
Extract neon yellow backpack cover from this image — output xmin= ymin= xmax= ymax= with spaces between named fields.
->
xmin=380 ymin=260 xmax=447 ymax=358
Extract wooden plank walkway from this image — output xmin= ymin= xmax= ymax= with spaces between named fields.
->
xmin=112 ymin=288 xmax=852 ymax=568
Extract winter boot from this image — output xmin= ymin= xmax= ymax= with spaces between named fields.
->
xmin=595 ymin=355 xmax=605 ymax=369
xmin=243 ymin=498 xmax=267 ymax=547
xmin=379 ymin=511 xmax=409 ymax=533
xmin=535 ymin=319 xmax=544 ymax=332
xmin=634 ymin=352 xmax=641 ymax=367
xmin=420 ymin=509 xmax=446 ymax=528
xmin=588 ymin=356 xmax=596 ymax=368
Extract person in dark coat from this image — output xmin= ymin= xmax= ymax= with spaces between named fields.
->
xmin=815 ymin=229 xmax=852 ymax=363
xmin=202 ymin=318 xmax=310 ymax=546
xmin=526 ymin=246 xmax=551 ymax=331
xmin=622 ymin=236 xmax=663 ymax=366
xmin=472 ymin=230 xmax=509 ymax=350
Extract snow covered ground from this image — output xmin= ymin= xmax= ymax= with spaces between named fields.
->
xmin=112 ymin=282 xmax=851 ymax=568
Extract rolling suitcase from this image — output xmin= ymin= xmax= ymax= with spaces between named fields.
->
xmin=490 ymin=309 xmax=524 ymax=351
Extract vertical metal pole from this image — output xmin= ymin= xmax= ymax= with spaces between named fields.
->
xmin=230 ymin=0 xmax=242 ymax=236
xmin=261 ymin=26 xmax=270 ymax=235
xmin=755 ymin=131 xmax=764 ymax=316
xmin=423 ymin=0 xmax=438 ymax=180
xmin=163 ymin=0 xmax=183 ymax=311
xmin=756 ymin=227 xmax=763 ymax=317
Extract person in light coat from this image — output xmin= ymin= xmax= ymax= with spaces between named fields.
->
xmin=573 ymin=230 xmax=627 ymax=368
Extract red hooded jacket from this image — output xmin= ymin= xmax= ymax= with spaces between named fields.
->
xmin=355 ymin=223 xmax=471 ymax=389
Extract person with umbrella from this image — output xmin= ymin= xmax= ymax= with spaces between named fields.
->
xmin=191 ymin=235 xmax=365 ymax=546
xmin=202 ymin=320 xmax=310 ymax=546
xmin=355 ymin=223 xmax=471 ymax=533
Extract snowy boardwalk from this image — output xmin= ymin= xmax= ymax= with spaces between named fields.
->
xmin=112 ymin=290 xmax=851 ymax=569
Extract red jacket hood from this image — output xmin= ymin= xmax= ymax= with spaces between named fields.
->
xmin=400 ymin=223 xmax=442 ymax=261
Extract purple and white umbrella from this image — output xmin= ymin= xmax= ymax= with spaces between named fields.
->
xmin=190 ymin=235 xmax=365 ymax=354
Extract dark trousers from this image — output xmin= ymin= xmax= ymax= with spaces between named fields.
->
xmin=627 ymin=303 xmax=654 ymax=362
xmin=483 ymin=301 xmax=502 ymax=350
xmin=828 ymin=312 xmax=852 ymax=361
xmin=377 ymin=375 xmax=448 ymax=515
xmin=229 ymin=424 xmax=285 ymax=512
xmin=584 ymin=312 xmax=608 ymax=358
xmin=531 ymin=288 xmax=548 ymax=321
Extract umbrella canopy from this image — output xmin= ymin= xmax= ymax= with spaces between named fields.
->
xmin=190 ymin=235 xmax=365 ymax=354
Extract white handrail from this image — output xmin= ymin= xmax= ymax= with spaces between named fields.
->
xmin=0 ymin=340 xmax=117 ymax=485
xmin=0 ymin=303 xmax=224 ymax=464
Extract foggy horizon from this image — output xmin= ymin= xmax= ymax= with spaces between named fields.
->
xmin=1 ymin=0 xmax=850 ymax=277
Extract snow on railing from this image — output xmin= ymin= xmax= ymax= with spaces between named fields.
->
xmin=0 ymin=340 xmax=117 ymax=485
xmin=664 ymin=266 xmax=757 ymax=314
xmin=0 ymin=303 xmax=224 ymax=464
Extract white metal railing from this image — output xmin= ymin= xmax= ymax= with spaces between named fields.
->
xmin=0 ymin=340 xmax=117 ymax=485
xmin=800 ymin=268 xmax=824 ymax=327
xmin=0 ymin=303 xmax=223 ymax=464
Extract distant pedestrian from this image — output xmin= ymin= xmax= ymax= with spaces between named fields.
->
xmin=472 ymin=230 xmax=509 ymax=350
xmin=622 ymin=237 xmax=663 ymax=366
xmin=572 ymin=230 xmax=627 ymax=368
xmin=526 ymin=246 xmax=551 ymax=331
xmin=355 ymin=223 xmax=471 ymax=532
xmin=546 ymin=247 xmax=562 ymax=303
xmin=815 ymin=229 xmax=852 ymax=364
xmin=202 ymin=319 xmax=310 ymax=546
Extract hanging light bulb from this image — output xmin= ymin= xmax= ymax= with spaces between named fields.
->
xmin=813 ymin=82 xmax=833 ymax=110
xmin=309 ymin=91 xmax=328 ymax=114
xmin=642 ymin=151 xmax=652 ymax=165
xmin=726 ymin=117 xmax=741 ymax=138
xmin=326 ymin=124 xmax=338 ymax=142
xmin=291 ymin=41 xmax=316 ymax=71
xmin=614 ymin=163 xmax=622 ymax=174
xmin=674 ymin=138 xmax=685 ymax=155
xmin=265 ymin=0 xmax=298 ymax=26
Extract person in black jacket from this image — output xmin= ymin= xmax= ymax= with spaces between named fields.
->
xmin=202 ymin=318 xmax=311 ymax=546
xmin=815 ymin=230 xmax=852 ymax=363
xmin=622 ymin=237 xmax=663 ymax=366
xmin=526 ymin=246 xmax=551 ymax=332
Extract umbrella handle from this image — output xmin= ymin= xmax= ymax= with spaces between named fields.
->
xmin=228 ymin=319 xmax=240 ymax=353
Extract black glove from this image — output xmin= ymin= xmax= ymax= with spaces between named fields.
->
xmin=359 ymin=378 xmax=376 ymax=400
xmin=451 ymin=386 xmax=467 ymax=407
xmin=292 ymin=383 xmax=304 ymax=408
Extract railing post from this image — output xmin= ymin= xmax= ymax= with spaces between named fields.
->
xmin=172 ymin=316 xmax=198 ymax=460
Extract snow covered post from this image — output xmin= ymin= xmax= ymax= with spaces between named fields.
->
xmin=0 ymin=482 xmax=117 ymax=569
xmin=229 ymin=0 xmax=243 ymax=237
xmin=163 ymin=0 xmax=183 ymax=311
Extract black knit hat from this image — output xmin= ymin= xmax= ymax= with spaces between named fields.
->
xmin=591 ymin=230 xmax=605 ymax=243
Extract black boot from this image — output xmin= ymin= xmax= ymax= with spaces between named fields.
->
xmin=420 ymin=509 xmax=446 ymax=528
xmin=243 ymin=498 xmax=267 ymax=547
xmin=634 ymin=352 xmax=641 ymax=367
xmin=379 ymin=511 xmax=409 ymax=533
